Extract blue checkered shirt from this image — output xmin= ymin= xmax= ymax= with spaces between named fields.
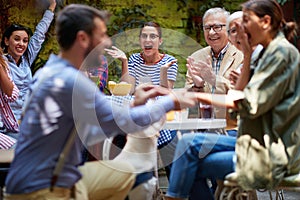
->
xmin=210 ymin=43 xmax=229 ymax=93
xmin=157 ymin=129 xmax=177 ymax=148
xmin=211 ymin=43 xmax=229 ymax=75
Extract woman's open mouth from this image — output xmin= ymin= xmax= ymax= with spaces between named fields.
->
xmin=144 ymin=45 xmax=153 ymax=50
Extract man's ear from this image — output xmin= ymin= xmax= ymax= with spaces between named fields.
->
xmin=77 ymin=30 xmax=90 ymax=48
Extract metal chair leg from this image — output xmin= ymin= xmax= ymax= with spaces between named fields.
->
xmin=275 ymin=189 xmax=285 ymax=200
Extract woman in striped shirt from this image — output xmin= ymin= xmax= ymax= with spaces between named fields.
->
xmin=106 ymin=21 xmax=178 ymax=94
xmin=105 ymin=22 xmax=179 ymax=179
xmin=0 ymin=49 xmax=19 ymax=149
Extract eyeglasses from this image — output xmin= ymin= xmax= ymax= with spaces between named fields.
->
xmin=140 ymin=33 xmax=160 ymax=40
xmin=228 ymin=27 xmax=237 ymax=36
xmin=203 ymin=24 xmax=226 ymax=32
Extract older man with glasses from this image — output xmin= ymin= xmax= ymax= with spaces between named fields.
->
xmin=161 ymin=7 xmax=243 ymax=200
xmin=163 ymin=9 xmax=244 ymax=196
xmin=185 ymin=7 xmax=244 ymax=136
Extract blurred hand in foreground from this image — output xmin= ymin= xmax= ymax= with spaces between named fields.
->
xmin=169 ymin=89 xmax=197 ymax=110
xmin=133 ymin=84 xmax=197 ymax=111
xmin=132 ymin=84 xmax=170 ymax=107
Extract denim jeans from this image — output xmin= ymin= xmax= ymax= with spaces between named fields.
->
xmin=166 ymin=133 xmax=236 ymax=200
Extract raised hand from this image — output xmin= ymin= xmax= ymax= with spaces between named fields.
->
xmin=229 ymin=69 xmax=241 ymax=86
xmin=186 ymin=57 xmax=204 ymax=87
xmin=160 ymin=59 xmax=177 ymax=88
xmin=187 ymin=56 xmax=216 ymax=86
xmin=234 ymin=21 xmax=253 ymax=90
xmin=235 ymin=22 xmax=252 ymax=58
xmin=160 ymin=59 xmax=177 ymax=70
xmin=48 ymin=0 xmax=57 ymax=12
xmin=105 ymin=46 xmax=127 ymax=62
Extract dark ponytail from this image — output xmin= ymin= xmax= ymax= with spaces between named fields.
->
xmin=282 ymin=20 xmax=298 ymax=43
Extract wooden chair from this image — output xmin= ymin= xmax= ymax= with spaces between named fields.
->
xmin=102 ymin=119 xmax=165 ymax=200
xmin=0 ymin=150 xmax=14 ymax=199
xmin=217 ymin=172 xmax=300 ymax=200
xmin=216 ymin=173 xmax=258 ymax=200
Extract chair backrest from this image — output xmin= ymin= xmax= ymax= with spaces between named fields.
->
xmin=0 ymin=150 xmax=14 ymax=198
xmin=105 ymin=118 xmax=164 ymax=173
xmin=0 ymin=150 xmax=14 ymax=163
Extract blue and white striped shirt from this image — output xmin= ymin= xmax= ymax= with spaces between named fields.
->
xmin=128 ymin=53 xmax=178 ymax=147
xmin=128 ymin=53 xmax=178 ymax=87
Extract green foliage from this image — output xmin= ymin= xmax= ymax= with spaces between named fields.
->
xmin=0 ymin=0 xmax=30 ymax=34
xmin=106 ymin=5 xmax=154 ymax=83
xmin=107 ymin=5 xmax=153 ymax=35
xmin=1 ymin=0 xmax=246 ymax=85
xmin=198 ymin=0 xmax=225 ymax=15
xmin=177 ymin=0 xmax=240 ymax=47
xmin=276 ymin=0 xmax=290 ymax=5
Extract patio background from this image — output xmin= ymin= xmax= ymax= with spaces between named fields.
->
xmin=0 ymin=0 xmax=299 ymax=88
